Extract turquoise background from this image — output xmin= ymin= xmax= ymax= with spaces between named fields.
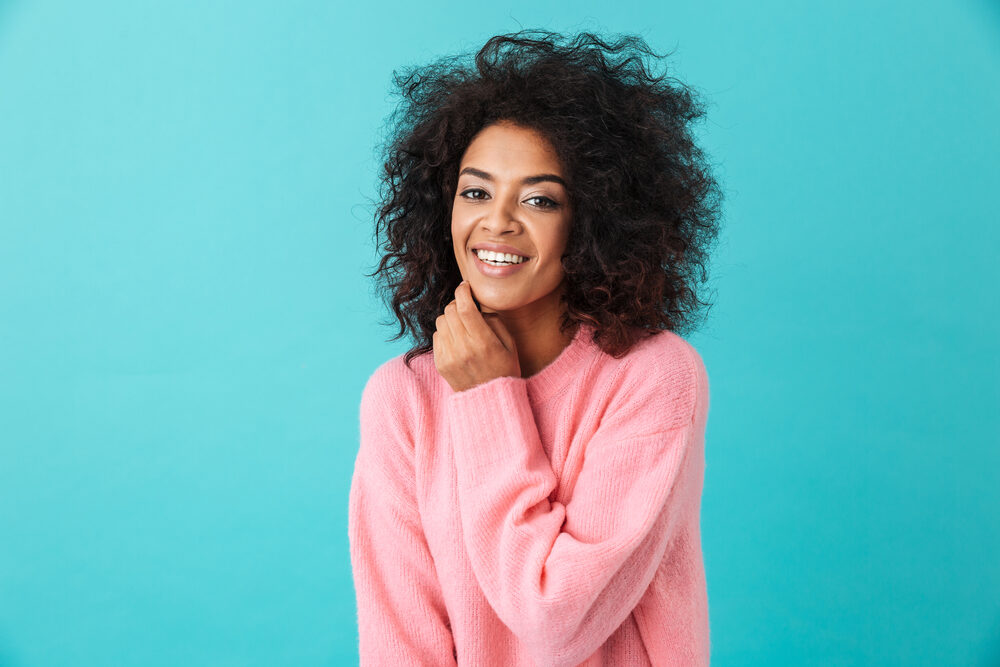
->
xmin=1 ymin=1 xmax=997 ymax=665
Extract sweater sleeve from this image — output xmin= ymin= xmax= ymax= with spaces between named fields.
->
xmin=446 ymin=345 xmax=705 ymax=667
xmin=348 ymin=364 xmax=458 ymax=666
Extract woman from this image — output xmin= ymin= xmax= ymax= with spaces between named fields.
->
xmin=349 ymin=29 xmax=723 ymax=666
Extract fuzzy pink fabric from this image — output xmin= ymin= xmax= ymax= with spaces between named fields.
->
xmin=348 ymin=322 xmax=710 ymax=666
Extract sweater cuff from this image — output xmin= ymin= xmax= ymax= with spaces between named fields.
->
xmin=446 ymin=375 xmax=539 ymax=481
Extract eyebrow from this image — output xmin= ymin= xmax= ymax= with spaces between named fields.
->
xmin=459 ymin=166 xmax=567 ymax=188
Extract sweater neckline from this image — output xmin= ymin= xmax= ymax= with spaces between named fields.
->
xmin=524 ymin=322 xmax=594 ymax=404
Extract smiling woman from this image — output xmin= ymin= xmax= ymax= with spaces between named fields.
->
xmin=446 ymin=121 xmax=577 ymax=380
xmin=350 ymin=28 xmax=724 ymax=666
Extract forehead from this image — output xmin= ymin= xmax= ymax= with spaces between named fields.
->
xmin=459 ymin=122 xmax=563 ymax=174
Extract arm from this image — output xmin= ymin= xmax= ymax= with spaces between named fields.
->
xmin=348 ymin=364 xmax=457 ymax=666
xmin=446 ymin=344 xmax=705 ymax=667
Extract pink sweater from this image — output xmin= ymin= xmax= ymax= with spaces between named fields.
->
xmin=348 ymin=322 xmax=711 ymax=666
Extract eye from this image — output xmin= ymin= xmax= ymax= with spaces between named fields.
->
xmin=459 ymin=188 xmax=488 ymax=201
xmin=526 ymin=195 xmax=559 ymax=209
xmin=459 ymin=188 xmax=560 ymax=210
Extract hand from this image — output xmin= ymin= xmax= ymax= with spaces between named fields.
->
xmin=433 ymin=281 xmax=521 ymax=392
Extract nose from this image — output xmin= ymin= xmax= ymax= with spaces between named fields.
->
xmin=479 ymin=194 xmax=522 ymax=235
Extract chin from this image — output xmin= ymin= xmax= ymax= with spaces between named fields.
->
xmin=469 ymin=283 xmax=551 ymax=313
xmin=475 ymin=300 xmax=508 ymax=314
xmin=472 ymin=295 xmax=515 ymax=313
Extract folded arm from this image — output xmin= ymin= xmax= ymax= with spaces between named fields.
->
xmin=446 ymin=346 xmax=705 ymax=666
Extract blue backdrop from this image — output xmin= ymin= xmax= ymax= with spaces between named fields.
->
xmin=1 ymin=1 xmax=997 ymax=665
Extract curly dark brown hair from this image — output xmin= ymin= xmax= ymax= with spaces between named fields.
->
xmin=365 ymin=28 xmax=724 ymax=366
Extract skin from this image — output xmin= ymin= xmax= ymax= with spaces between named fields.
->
xmin=433 ymin=120 xmax=578 ymax=393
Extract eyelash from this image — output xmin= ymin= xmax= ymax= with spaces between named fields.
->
xmin=459 ymin=188 xmax=560 ymax=210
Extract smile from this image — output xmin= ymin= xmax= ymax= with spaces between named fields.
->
xmin=471 ymin=249 xmax=531 ymax=277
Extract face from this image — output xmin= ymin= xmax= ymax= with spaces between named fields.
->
xmin=451 ymin=121 xmax=572 ymax=320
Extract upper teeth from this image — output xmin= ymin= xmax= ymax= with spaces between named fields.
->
xmin=476 ymin=249 xmax=528 ymax=264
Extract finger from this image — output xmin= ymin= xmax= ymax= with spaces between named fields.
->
xmin=431 ymin=330 xmax=443 ymax=369
xmin=444 ymin=297 xmax=471 ymax=342
xmin=444 ymin=300 xmax=478 ymax=366
xmin=453 ymin=282 xmax=493 ymax=343
xmin=435 ymin=313 xmax=454 ymax=351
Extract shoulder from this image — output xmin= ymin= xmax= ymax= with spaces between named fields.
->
xmin=632 ymin=329 xmax=708 ymax=394
xmin=354 ymin=352 xmax=441 ymax=495
xmin=360 ymin=349 xmax=441 ymax=425
xmin=362 ymin=353 xmax=413 ymax=404
xmin=624 ymin=328 xmax=706 ymax=377
xmin=604 ymin=329 xmax=709 ymax=431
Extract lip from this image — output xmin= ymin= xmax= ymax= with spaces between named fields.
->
xmin=471 ymin=248 xmax=531 ymax=278
xmin=470 ymin=242 xmax=532 ymax=258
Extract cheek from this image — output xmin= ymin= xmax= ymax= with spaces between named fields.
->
xmin=542 ymin=225 xmax=571 ymax=266
xmin=537 ymin=250 xmax=566 ymax=285
xmin=450 ymin=209 xmax=470 ymax=243
xmin=451 ymin=218 xmax=471 ymax=265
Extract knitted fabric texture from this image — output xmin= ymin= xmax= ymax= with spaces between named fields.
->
xmin=348 ymin=322 xmax=711 ymax=666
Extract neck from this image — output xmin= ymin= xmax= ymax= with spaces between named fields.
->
xmin=518 ymin=320 xmax=578 ymax=378
xmin=480 ymin=284 xmax=578 ymax=378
